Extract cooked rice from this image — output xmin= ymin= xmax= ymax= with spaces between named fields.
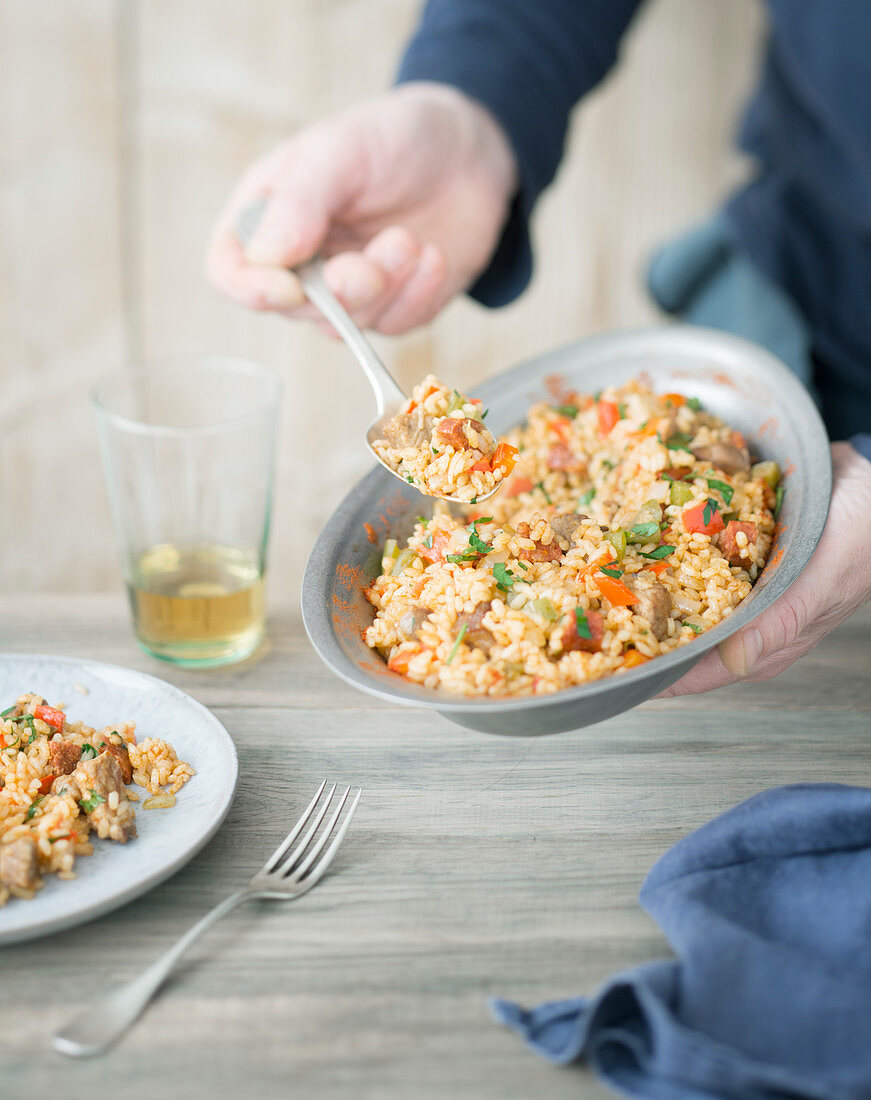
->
xmin=365 ymin=379 xmax=781 ymax=697
xmin=371 ymin=374 xmax=515 ymax=502
xmin=0 ymin=692 xmax=195 ymax=904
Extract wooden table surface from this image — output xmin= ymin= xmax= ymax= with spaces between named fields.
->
xmin=1 ymin=594 xmax=869 ymax=1100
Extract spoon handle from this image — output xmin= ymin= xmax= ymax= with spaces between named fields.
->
xmin=295 ymin=258 xmax=405 ymax=417
xmin=235 ymin=198 xmax=405 ymax=418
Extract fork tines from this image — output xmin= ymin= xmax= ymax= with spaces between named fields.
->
xmin=262 ymin=781 xmax=362 ymax=887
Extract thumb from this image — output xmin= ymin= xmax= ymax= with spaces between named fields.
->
xmin=717 ymin=624 xmax=765 ymax=678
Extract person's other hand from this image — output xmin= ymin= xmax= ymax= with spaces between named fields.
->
xmin=206 ymin=83 xmax=517 ymax=336
xmin=662 ymin=442 xmax=871 ymax=696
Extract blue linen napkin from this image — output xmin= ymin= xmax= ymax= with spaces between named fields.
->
xmin=492 ymin=783 xmax=871 ymax=1100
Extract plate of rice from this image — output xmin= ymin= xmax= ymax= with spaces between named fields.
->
xmin=0 ymin=655 xmax=237 ymax=945
xmin=303 ymin=326 xmax=832 ymax=735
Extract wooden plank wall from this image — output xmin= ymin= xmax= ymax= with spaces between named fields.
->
xmin=0 ymin=0 xmax=763 ymax=605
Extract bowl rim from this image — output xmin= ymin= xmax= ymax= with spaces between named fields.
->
xmin=301 ymin=325 xmax=832 ymax=714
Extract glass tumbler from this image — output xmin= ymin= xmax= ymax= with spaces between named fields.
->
xmin=93 ymin=357 xmax=282 ymax=667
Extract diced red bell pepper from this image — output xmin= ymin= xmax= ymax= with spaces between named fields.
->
xmin=38 ymin=774 xmax=56 ymax=796
xmin=418 ymin=532 xmax=452 ymax=563
xmin=682 ymin=501 xmax=725 ymax=536
xmin=645 ymin=561 xmax=670 ymax=576
xmin=34 ymin=705 xmax=65 ymax=732
xmin=505 ymin=476 xmax=534 ymax=497
xmin=597 ymin=401 xmax=621 ymax=436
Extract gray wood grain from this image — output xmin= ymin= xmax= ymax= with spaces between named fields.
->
xmin=0 ymin=595 xmax=869 ymax=1099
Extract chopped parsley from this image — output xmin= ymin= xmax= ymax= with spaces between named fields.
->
xmin=446 ymin=623 xmax=467 ymax=664
xmin=665 ymin=430 xmax=694 ymax=452
xmin=482 ymin=408 xmax=489 ymax=419
xmin=601 ymin=459 xmax=615 ymax=471
xmin=517 ymin=561 xmax=528 ymax=571
xmin=25 ymin=797 xmax=44 ymax=822
xmin=774 ymin=485 xmax=785 ymax=518
xmin=492 ymin=563 xmax=516 ymax=592
xmin=415 ymin=515 xmax=427 ymax=524
xmin=629 ymin=522 xmax=661 ymax=542
xmin=578 ymin=488 xmax=596 ymax=508
xmin=78 ymin=790 xmax=106 ymax=814
xmin=640 ymin=545 xmax=675 ymax=560
xmin=600 ymin=565 xmax=624 ymax=579
xmin=468 ymin=530 xmax=492 ymax=555
xmin=80 ymin=743 xmax=98 ymax=760
xmin=446 ymin=550 xmax=477 ymax=565
xmin=574 ymin=608 xmax=593 ymax=640
xmin=593 ymin=390 xmax=602 ymax=402
xmin=423 ymin=535 xmax=433 ymax=549
xmin=702 ymin=498 xmax=720 ymax=527
xmin=687 ymin=397 xmax=703 ymax=411
xmin=535 ymin=481 xmax=552 ymax=505
xmin=618 ymin=403 xmax=627 ymax=418
xmin=553 ymin=403 xmax=579 ymax=419
xmin=405 ymin=476 xmax=414 ymax=484
xmin=470 ymin=497 xmax=477 ymax=505
xmin=704 ymin=476 xmax=734 ymax=505
xmin=685 ymin=622 xmax=704 ymax=634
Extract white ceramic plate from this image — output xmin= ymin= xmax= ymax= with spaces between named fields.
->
xmin=0 ymin=654 xmax=238 ymax=945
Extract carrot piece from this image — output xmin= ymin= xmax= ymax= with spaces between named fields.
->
xmin=492 ymin=442 xmax=518 ymax=476
xmin=595 ymin=573 xmax=638 ymax=607
xmin=683 ymin=501 xmax=725 ymax=536
xmin=623 ymin=649 xmax=649 ymax=668
xmin=505 ymin=476 xmax=534 ymax=496
xmin=471 ymin=458 xmax=491 ymax=473
xmin=388 ymin=645 xmax=424 ymax=675
xmin=597 ymin=400 xmax=621 ymax=436
xmin=645 ymin=561 xmax=670 ymax=576
xmin=38 ymin=774 xmax=55 ymax=796
xmin=662 ymin=392 xmax=686 ymax=407
xmin=550 ymin=418 xmax=570 ymax=443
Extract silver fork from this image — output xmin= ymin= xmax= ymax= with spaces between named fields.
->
xmin=52 ymin=781 xmax=362 ymax=1058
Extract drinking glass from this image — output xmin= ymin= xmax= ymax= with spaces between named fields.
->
xmin=93 ymin=356 xmax=282 ymax=667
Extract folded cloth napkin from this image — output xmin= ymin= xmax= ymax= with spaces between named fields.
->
xmin=493 ymin=784 xmax=871 ymax=1100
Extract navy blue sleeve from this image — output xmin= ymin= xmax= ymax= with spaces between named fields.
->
xmin=396 ymin=0 xmax=644 ymax=307
xmin=851 ymin=434 xmax=871 ymax=464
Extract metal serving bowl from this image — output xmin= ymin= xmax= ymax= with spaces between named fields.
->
xmin=302 ymin=326 xmax=831 ymax=736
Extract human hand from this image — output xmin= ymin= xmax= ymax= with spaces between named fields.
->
xmin=662 ymin=442 xmax=871 ymax=696
xmin=206 ymin=83 xmax=517 ymax=336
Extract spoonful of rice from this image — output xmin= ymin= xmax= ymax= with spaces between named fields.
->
xmin=236 ymin=201 xmax=516 ymax=504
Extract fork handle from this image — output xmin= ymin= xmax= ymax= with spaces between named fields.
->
xmin=52 ymin=889 xmax=253 ymax=1058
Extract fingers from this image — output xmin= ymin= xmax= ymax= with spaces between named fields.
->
xmin=277 ymin=226 xmax=441 ymax=336
xmin=372 ymin=243 xmax=448 ymax=334
xmin=207 ymin=223 xmax=305 ymax=312
xmin=657 ymin=647 xmax=738 ymax=698
xmin=207 ymin=130 xmax=357 ymax=312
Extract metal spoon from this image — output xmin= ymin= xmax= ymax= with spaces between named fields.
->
xmin=236 ymin=199 xmax=501 ymax=505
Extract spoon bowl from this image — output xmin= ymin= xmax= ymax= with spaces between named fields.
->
xmin=236 ymin=201 xmax=502 ymax=506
